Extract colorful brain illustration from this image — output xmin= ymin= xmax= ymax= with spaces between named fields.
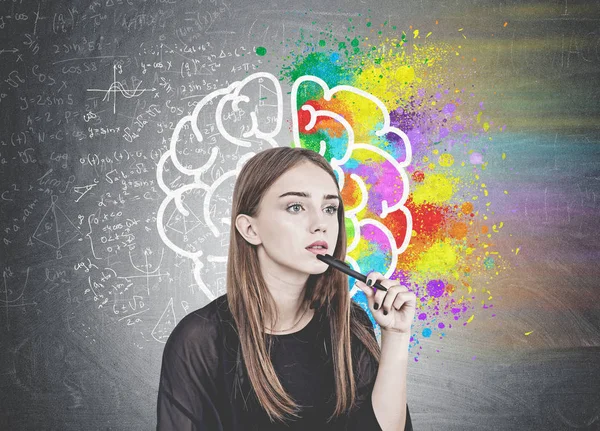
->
xmin=291 ymin=75 xmax=413 ymax=298
xmin=278 ymin=26 xmax=508 ymax=361
xmin=157 ymin=24 xmax=508 ymax=361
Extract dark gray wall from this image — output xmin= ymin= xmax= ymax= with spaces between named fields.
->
xmin=0 ymin=0 xmax=599 ymax=430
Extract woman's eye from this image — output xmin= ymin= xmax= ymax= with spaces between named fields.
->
xmin=287 ymin=204 xmax=339 ymax=214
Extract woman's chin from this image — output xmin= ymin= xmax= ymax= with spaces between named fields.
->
xmin=305 ymin=257 xmax=330 ymax=274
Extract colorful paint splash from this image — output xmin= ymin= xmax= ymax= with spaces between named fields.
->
xmin=275 ymin=20 xmax=511 ymax=361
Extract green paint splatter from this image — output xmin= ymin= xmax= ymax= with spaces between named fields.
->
xmin=319 ymin=39 xmax=326 ymax=47
xmin=256 ymin=46 xmax=267 ymax=56
xmin=351 ymin=37 xmax=359 ymax=47
xmin=483 ymin=257 xmax=495 ymax=270
xmin=281 ymin=52 xmax=352 ymax=95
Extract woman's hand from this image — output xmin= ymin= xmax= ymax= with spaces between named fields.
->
xmin=355 ymin=272 xmax=416 ymax=335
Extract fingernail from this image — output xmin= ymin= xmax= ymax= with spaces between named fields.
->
xmin=367 ymin=279 xmax=372 ymax=286
xmin=383 ymin=310 xmax=388 ymax=315
xmin=374 ymin=303 xmax=379 ymax=310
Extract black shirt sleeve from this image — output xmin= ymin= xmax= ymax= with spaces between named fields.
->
xmin=347 ymin=303 xmax=413 ymax=431
xmin=156 ymin=310 xmax=223 ymax=431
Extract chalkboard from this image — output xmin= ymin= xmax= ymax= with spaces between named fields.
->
xmin=1 ymin=0 xmax=599 ymax=430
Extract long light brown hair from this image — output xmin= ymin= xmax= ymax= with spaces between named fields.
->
xmin=227 ymin=146 xmax=381 ymax=424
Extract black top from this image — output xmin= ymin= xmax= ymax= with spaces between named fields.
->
xmin=157 ymin=294 xmax=413 ymax=430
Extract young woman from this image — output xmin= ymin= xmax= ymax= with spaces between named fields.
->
xmin=157 ymin=147 xmax=416 ymax=430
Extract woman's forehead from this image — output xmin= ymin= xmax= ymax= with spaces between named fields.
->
xmin=268 ymin=173 xmax=339 ymax=200
xmin=269 ymin=163 xmax=337 ymax=194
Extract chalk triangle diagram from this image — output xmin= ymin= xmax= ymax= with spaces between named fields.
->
xmin=152 ymin=297 xmax=177 ymax=343
xmin=54 ymin=203 xmax=82 ymax=248
xmin=32 ymin=202 xmax=58 ymax=248
xmin=165 ymin=201 xmax=204 ymax=235
xmin=33 ymin=198 xmax=82 ymax=249
xmin=258 ymin=82 xmax=279 ymax=107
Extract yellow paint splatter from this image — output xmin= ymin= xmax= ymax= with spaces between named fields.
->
xmin=411 ymin=173 xmax=457 ymax=204
xmin=415 ymin=239 xmax=459 ymax=274
xmin=438 ymin=153 xmax=454 ymax=167
xmin=525 ymin=330 xmax=533 ymax=336
xmin=395 ymin=65 xmax=415 ymax=85
xmin=467 ymin=314 xmax=474 ymax=323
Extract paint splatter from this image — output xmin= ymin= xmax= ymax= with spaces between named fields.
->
xmin=276 ymin=19 xmax=510 ymax=362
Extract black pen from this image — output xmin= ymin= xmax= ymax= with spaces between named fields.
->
xmin=316 ymin=254 xmax=388 ymax=292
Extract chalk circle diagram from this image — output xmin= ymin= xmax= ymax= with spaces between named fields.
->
xmin=156 ymin=72 xmax=412 ymax=314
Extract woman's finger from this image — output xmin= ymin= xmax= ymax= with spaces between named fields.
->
xmin=379 ymin=285 xmax=403 ymax=315
xmin=392 ymin=290 xmax=417 ymax=312
xmin=364 ymin=271 xmax=384 ymax=289
xmin=354 ymin=280 xmax=375 ymax=300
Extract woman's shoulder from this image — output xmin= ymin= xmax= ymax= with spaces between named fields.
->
xmin=164 ymin=294 xmax=231 ymax=352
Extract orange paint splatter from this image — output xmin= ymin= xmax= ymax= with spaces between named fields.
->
xmin=449 ymin=221 xmax=468 ymax=240
xmin=461 ymin=202 xmax=474 ymax=214
xmin=340 ymin=172 xmax=361 ymax=208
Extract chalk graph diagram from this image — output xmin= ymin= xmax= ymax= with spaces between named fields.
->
xmin=1 ymin=267 xmax=34 ymax=330
xmin=87 ymin=64 xmax=155 ymax=114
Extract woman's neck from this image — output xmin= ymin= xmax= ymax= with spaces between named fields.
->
xmin=258 ymin=260 xmax=313 ymax=333
xmin=264 ymin=304 xmax=314 ymax=335
xmin=263 ymin=281 xmax=314 ymax=333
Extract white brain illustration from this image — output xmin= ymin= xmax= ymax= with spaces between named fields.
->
xmin=156 ymin=72 xmax=411 ymax=301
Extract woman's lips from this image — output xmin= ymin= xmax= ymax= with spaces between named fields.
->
xmin=306 ymin=247 xmax=328 ymax=255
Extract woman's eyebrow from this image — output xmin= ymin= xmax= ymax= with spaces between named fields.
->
xmin=278 ymin=191 xmax=341 ymax=202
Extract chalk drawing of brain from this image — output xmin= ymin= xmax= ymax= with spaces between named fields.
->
xmin=156 ymin=72 xmax=411 ymax=301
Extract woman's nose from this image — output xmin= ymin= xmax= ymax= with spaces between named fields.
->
xmin=310 ymin=210 xmax=327 ymax=232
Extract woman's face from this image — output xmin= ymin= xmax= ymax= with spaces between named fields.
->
xmin=238 ymin=161 xmax=341 ymax=281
